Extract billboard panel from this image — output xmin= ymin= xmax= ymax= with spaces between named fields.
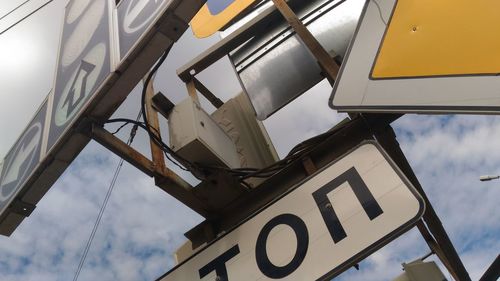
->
xmin=330 ymin=0 xmax=500 ymax=113
xmin=116 ymin=0 xmax=170 ymax=61
xmin=0 ymin=0 xmax=206 ymax=236
xmin=0 ymin=98 xmax=48 ymax=235
xmin=158 ymin=142 xmax=425 ymax=280
xmin=47 ymin=0 xmax=114 ymax=153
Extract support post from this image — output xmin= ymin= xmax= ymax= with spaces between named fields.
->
xmin=374 ymin=125 xmax=471 ymax=281
xmin=186 ymin=79 xmax=201 ymax=104
xmin=90 ymin=124 xmax=210 ymax=217
xmin=416 ymin=221 xmax=461 ymax=281
xmin=144 ymin=74 xmax=166 ymax=172
xmin=271 ymin=0 xmax=340 ymax=84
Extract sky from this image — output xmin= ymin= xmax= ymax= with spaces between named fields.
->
xmin=0 ymin=0 xmax=498 ymax=281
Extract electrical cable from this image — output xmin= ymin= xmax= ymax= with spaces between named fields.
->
xmin=0 ymin=0 xmax=53 ymax=36
xmin=105 ymin=45 xmax=351 ymax=183
xmin=73 ymin=112 xmax=141 ymax=281
xmin=105 ymin=115 xmax=343 ymax=181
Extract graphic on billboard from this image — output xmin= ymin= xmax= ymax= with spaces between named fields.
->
xmin=116 ymin=0 xmax=168 ymax=60
xmin=330 ymin=0 xmax=500 ymax=113
xmin=157 ymin=142 xmax=425 ymax=281
xmin=47 ymin=0 xmax=112 ymax=152
xmin=191 ymin=0 xmax=259 ymax=38
xmin=0 ymin=101 xmax=47 ymax=217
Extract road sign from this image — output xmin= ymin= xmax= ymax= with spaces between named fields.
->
xmin=330 ymin=0 xmax=500 ymax=114
xmin=116 ymin=0 xmax=169 ymax=61
xmin=47 ymin=0 xmax=113 ymax=153
xmin=0 ymin=99 xmax=48 ymax=235
xmin=157 ymin=142 xmax=425 ymax=281
xmin=191 ymin=0 xmax=259 ymax=38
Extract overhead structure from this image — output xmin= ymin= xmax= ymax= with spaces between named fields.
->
xmin=0 ymin=0 xmax=206 ymax=236
xmin=0 ymin=0 xmax=479 ymax=280
xmin=330 ymin=0 xmax=500 ymax=113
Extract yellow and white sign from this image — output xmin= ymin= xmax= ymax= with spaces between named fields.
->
xmin=330 ymin=0 xmax=500 ymax=113
xmin=191 ymin=0 xmax=259 ymax=38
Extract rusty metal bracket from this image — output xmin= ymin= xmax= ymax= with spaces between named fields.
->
xmin=10 ymin=200 xmax=36 ymax=217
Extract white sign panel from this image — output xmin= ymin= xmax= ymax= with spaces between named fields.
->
xmin=158 ymin=142 xmax=425 ymax=281
xmin=0 ymin=99 xmax=48 ymax=229
xmin=47 ymin=0 xmax=113 ymax=152
xmin=330 ymin=0 xmax=500 ymax=114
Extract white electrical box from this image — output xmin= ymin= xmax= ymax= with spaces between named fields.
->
xmin=212 ymin=93 xmax=278 ymax=187
xmin=393 ymin=260 xmax=447 ymax=281
xmin=168 ymin=98 xmax=241 ymax=169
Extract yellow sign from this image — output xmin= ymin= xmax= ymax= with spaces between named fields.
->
xmin=372 ymin=0 xmax=500 ymax=79
xmin=191 ymin=0 xmax=259 ymax=38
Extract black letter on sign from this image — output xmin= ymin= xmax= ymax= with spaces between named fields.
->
xmin=255 ymin=214 xmax=309 ymax=279
xmin=312 ymin=167 xmax=383 ymax=243
xmin=198 ymin=245 xmax=240 ymax=281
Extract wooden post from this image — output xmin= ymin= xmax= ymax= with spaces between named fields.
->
xmin=144 ymin=74 xmax=166 ymax=172
xmin=186 ymin=79 xmax=201 ymax=104
xmin=271 ymin=0 xmax=340 ymax=85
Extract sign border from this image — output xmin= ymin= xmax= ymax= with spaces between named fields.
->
xmin=156 ymin=140 xmax=425 ymax=281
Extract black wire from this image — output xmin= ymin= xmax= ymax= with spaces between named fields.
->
xmin=105 ymin=116 xmax=340 ymax=181
xmin=107 ymin=45 xmax=347 ymax=182
xmin=73 ymin=112 xmax=141 ymax=281
xmin=0 ymin=0 xmax=31 ymax=22
xmin=0 ymin=0 xmax=53 ymax=36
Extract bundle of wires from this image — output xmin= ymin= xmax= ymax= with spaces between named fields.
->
xmin=105 ymin=47 xmax=346 ymax=184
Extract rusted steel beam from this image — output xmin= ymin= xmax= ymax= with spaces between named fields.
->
xmin=91 ymin=124 xmax=156 ymax=177
xmin=416 ymin=221 xmax=461 ymax=281
xmin=374 ymin=125 xmax=471 ymax=281
xmin=479 ymin=255 xmax=499 ymax=281
xmin=186 ymin=79 xmax=201 ymax=103
xmin=144 ymin=75 xmax=167 ymax=172
xmin=271 ymin=0 xmax=340 ymax=85
xmin=90 ymin=124 xmax=210 ymax=217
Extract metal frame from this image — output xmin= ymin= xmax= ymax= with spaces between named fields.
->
xmin=78 ymin=1 xmax=474 ymax=280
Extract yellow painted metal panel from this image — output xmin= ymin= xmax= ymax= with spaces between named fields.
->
xmin=190 ymin=0 xmax=259 ymax=38
xmin=372 ymin=0 xmax=500 ymax=79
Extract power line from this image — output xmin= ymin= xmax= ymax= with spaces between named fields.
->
xmin=0 ymin=0 xmax=32 ymax=22
xmin=0 ymin=0 xmax=53 ymax=36
xmin=72 ymin=112 xmax=141 ymax=281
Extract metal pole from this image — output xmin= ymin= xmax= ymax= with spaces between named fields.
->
xmin=374 ymin=125 xmax=471 ymax=281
